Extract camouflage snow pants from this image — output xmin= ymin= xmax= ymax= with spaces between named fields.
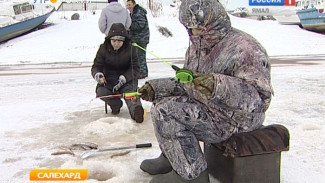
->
xmin=135 ymin=43 xmax=148 ymax=78
xmin=151 ymin=96 xmax=236 ymax=180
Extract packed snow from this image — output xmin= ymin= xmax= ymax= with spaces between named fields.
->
xmin=0 ymin=4 xmax=325 ymax=183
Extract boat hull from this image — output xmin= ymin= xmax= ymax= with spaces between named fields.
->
xmin=273 ymin=15 xmax=301 ymax=25
xmin=302 ymin=22 xmax=325 ymax=32
xmin=0 ymin=9 xmax=54 ymax=43
xmin=297 ymin=8 xmax=325 ymax=32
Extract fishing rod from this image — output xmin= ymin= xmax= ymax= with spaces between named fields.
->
xmin=132 ymin=42 xmax=193 ymax=84
xmin=95 ymin=92 xmax=140 ymax=101
xmin=90 ymin=92 xmax=141 ymax=114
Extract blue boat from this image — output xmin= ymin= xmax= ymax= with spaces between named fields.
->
xmin=297 ymin=7 xmax=325 ymax=32
xmin=0 ymin=2 xmax=55 ymax=43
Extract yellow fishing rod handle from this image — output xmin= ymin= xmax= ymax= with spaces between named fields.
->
xmin=123 ymin=92 xmax=139 ymax=97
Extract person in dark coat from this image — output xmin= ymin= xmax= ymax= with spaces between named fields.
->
xmin=138 ymin=0 xmax=274 ymax=182
xmin=91 ymin=23 xmax=144 ymax=123
xmin=126 ymin=0 xmax=150 ymax=79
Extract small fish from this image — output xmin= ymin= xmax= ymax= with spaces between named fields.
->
xmin=51 ymin=151 xmax=75 ymax=156
xmin=110 ymin=151 xmax=131 ymax=158
xmin=70 ymin=142 xmax=98 ymax=150
xmin=51 ymin=146 xmax=74 ymax=156
xmin=51 ymin=142 xmax=99 ymax=157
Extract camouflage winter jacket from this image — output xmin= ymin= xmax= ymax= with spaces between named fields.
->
xmin=146 ymin=0 xmax=273 ymax=132
xmin=129 ymin=4 xmax=150 ymax=45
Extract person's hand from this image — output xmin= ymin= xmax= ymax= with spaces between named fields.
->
xmin=94 ymin=72 xmax=106 ymax=84
xmin=193 ymin=74 xmax=215 ymax=98
xmin=138 ymin=83 xmax=155 ymax=102
xmin=112 ymin=75 xmax=126 ymax=93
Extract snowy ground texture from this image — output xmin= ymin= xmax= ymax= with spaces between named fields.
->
xmin=0 ymin=6 xmax=325 ymax=183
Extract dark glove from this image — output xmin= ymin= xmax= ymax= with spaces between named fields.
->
xmin=94 ymin=72 xmax=106 ymax=84
xmin=193 ymin=74 xmax=215 ymax=98
xmin=138 ymin=82 xmax=155 ymax=102
xmin=112 ymin=75 xmax=126 ymax=93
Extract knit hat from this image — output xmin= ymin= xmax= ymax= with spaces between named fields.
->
xmin=107 ymin=23 xmax=129 ymax=40
xmin=108 ymin=0 xmax=118 ymax=3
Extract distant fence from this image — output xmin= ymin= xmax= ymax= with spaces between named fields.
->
xmin=56 ymin=0 xmax=163 ymax=17
xmin=57 ymin=1 xmax=108 ymax=11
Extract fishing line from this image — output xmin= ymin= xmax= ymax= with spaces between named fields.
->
xmin=132 ymin=42 xmax=193 ymax=83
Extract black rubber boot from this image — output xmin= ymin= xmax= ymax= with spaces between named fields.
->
xmin=140 ymin=153 xmax=172 ymax=175
xmin=111 ymin=108 xmax=120 ymax=115
xmin=150 ymin=169 xmax=210 ymax=183
xmin=109 ymin=99 xmax=122 ymax=115
xmin=134 ymin=105 xmax=144 ymax=123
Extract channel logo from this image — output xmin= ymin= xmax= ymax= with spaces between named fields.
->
xmin=249 ymin=0 xmax=296 ymax=6
xmin=29 ymin=0 xmax=57 ymax=4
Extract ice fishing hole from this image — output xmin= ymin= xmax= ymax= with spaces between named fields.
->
xmin=89 ymin=170 xmax=115 ymax=181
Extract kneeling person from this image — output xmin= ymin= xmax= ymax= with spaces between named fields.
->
xmin=91 ymin=23 xmax=144 ymax=123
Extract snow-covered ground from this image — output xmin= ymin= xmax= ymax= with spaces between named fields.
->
xmin=0 ymin=6 xmax=325 ymax=183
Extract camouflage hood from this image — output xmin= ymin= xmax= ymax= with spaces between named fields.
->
xmin=179 ymin=0 xmax=231 ymax=50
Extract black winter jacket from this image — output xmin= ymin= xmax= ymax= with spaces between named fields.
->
xmin=91 ymin=36 xmax=139 ymax=89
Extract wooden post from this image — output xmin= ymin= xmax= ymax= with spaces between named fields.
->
xmin=148 ymin=0 xmax=152 ymax=11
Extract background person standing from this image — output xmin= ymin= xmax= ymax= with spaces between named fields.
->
xmin=99 ymin=0 xmax=132 ymax=36
xmin=126 ymin=0 xmax=150 ymax=79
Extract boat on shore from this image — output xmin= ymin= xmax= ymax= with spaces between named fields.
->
xmin=272 ymin=0 xmax=305 ymax=25
xmin=231 ymin=7 xmax=249 ymax=17
xmin=273 ymin=11 xmax=301 ymax=25
xmin=296 ymin=1 xmax=325 ymax=32
xmin=0 ymin=1 xmax=55 ymax=43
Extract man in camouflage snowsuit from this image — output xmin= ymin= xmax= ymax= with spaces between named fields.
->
xmin=126 ymin=0 xmax=150 ymax=79
xmin=139 ymin=0 xmax=273 ymax=182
